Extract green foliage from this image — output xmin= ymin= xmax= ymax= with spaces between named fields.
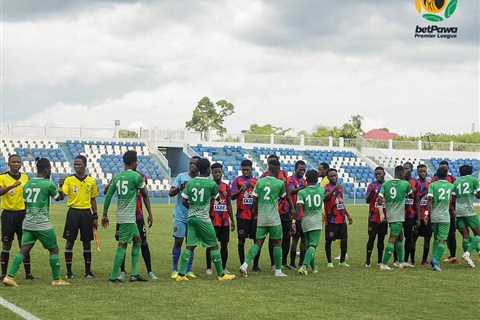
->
xmin=310 ymin=115 xmax=363 ymax=139
xmin=245 ymin=124 xmax=291 ymax=136
xmin=118 ymin=129 xmax=138 ymax=138
xmin=395 ymin=132 xmax=480 ymax=144
xmin=185 ymin=97 xmax=235 ymax=139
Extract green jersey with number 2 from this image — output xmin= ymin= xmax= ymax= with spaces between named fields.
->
xmin=253 ymin=176 xmax=286 ymax=227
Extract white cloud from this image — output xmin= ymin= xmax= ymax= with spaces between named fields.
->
xmin=3 ymin=0 xmax=479 ymax=136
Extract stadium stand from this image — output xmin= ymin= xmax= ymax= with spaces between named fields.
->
xmin=193 ymin=145 xmax=373 ymax=199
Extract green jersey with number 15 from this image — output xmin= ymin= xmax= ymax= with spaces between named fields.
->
xmin=103 ymin=169 xmax=145 ymax=224
xmin=428 ymin=180 xmax=454 ymax=223
xmin=253 ymin=176 xmax=286 ymax=227
xmin=452 ymin=175 xmax=480 ymax=217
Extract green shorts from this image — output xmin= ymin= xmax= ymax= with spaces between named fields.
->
xmin=433 ymin=223 xmax=450 ymax=241
xmin=117 ymin=223 xmax=140 ymax=244
xmin=456 ymin=216 xmax=480 ymax=231
xmin=256 ymin=225 xmax=282 ymax=240
xmin=21 ymin=229 xmax=58 ymax=250
xmin=389 ymin=222 xmax=403 ymax=237
xmin=186 ymin=217 xmax=218 ymax=248
xmin=305 ymin=229 xmax=321 ymax=248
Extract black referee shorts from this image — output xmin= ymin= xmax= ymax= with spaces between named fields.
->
xmin=63 ymin=208 xmax=94 ymax=242
xmin=1 ymin=210 xmax=26 ymax=243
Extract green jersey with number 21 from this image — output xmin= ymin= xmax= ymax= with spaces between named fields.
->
xmin=428 ymin=180 xmax=454 ymax=223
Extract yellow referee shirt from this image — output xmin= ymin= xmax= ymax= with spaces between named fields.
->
xmin=0 ymin=172 xmax=29 ymax=211
xmin=320 ymin=176 xmax=329 ymax=188
xmin=62 ymin=175 xmax=99 ymax=209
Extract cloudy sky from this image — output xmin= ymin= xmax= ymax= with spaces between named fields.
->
xmin=1 ymin=0 xmax=479 ymax=136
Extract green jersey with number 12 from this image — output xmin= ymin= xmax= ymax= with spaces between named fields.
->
xmin=452 ymin=175 xmax=480 ymax=217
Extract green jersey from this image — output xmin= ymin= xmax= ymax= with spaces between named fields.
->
xmin=428 ymin=180 xmax=454 ymax=223
xmin=103 ymin=169 xmax=145 ymax=224
xmin=379 ymin=179 xmax=412 ymax=223
xmin=452 ymin=175 xmax=480 ymax=217
xmin=23 ymin=178 xmax=59 ymax=231
xmin=253 ymin=176 xmax=286 ymax=227
xmin=296 ymin=185 xmax=325 ymax=232
xmin=181 ymin=177 xmax=218 ymax=222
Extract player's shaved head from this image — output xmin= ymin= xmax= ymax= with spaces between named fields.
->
xmin=436 ymin=166 xmax=448 ymax=179
xmin=198 ymin=158 xmax=211 ymax=176
xmin=305 ymin=169 xmax=319 ymax=184
xmin=459 ymin=165 xmax=472 ymax=176
xmin=394 ymin=165 xmax=405 ymax=179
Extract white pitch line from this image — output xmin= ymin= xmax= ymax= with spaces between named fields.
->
xmin=0 ymin=296 xmax=42 ymax=320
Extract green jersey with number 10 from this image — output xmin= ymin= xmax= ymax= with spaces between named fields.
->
xmin=452 ymin=175 xmax=480 ymax=217
xmin=428 ymin=180 xmax=454 ymax=223
xmin=253 ymin=176 xmax=286 ymax=227
xmin=296 ymin=185 xmax=325 ymax=232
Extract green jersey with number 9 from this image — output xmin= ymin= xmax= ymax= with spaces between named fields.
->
xmin=23 ymin=178 xmax=59 ymax=231
xmin=379 ymin=179 xmax=412 ymax=223
xmin=428 ymin=180 xmax=454 ymax=223
xmin=452 ymin=175 xmax=480 ymax=217
xmin=104 ymin=169 xmax=145 ymax=224
xmin=182 ymin=177 xmax=219 ymax=222
xmin=253 ymin=176 xmax=286 ymax=227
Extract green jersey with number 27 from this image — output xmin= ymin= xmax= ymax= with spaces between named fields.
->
xmin=23 ymin=178 xmax=59 ymax=231
xmin=428 ymin=180 xmax=454 ymax=223
xmin=253 ymin=176 xmax=286 ymax=227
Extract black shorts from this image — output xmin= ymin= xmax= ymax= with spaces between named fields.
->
xmin=292 ymin=220 xmax=304 ymax=239
xmin=1 ymin=210 xmax=26 ymax=243
xmin=237 ymin=218 xmax=257 ymax=239
xmin=214 ymin=226 xmax=230 ymax=243
xmin=115 ymin=219 xmax=147 ymax=242
xmin=325 ymin=223 xmax=348 ymax=241
xmin=63 ymin=208 xmax=94 ymax=242
xmin=417 ymin=222 xmax=432 ymax=237
xmin=368 ymin=221 xmax=388 ymax=237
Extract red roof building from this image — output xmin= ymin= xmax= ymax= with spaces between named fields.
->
xmin=363 ymin=129 xmax=399 ymax=141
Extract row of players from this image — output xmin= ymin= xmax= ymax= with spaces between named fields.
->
xmin=1 ymin=151 xmax=479 ymax=286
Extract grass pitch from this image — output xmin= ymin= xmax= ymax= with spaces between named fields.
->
xmin=1 ymin=204 xmax=479 ymax=320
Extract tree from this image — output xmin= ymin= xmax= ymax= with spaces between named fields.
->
xmin=118 ymin=129 xmax=138 ymax=138
xmin=185 ymin=97 xmax=235 ymax=140
xmin=244 ymin=124 xmax=291 ymax=135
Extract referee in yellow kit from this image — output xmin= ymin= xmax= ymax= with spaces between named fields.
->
xmin=0 ymin=154 xmax=33 ymax=280
xmin=60 ymin=155 xmax=99 ymax=279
